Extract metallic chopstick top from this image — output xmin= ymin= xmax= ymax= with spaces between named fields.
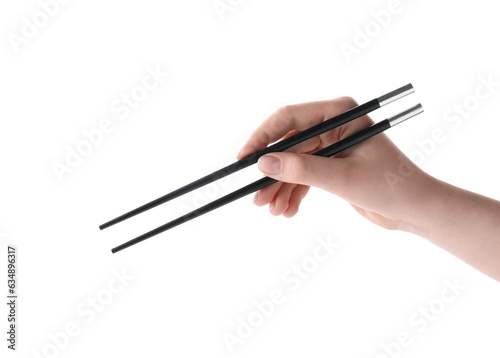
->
xmin=377 ymin=83 xmax=414 ymax=106
xmin=388 ymin=103 xmax=423 ymax=126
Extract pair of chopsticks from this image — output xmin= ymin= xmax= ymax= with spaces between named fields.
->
xmin=100 ymin=84 xmax=423 ymax=253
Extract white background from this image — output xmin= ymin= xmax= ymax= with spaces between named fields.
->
xmin=1 ymin=0 xmax=500 ymax=357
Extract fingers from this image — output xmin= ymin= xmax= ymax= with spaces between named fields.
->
xmin=318 ymin=113 xmax=374 ymax=150
xmin=273 ymin=130 xmax=322 ymax=155
xmin=254 ymin=182 xmax=309 ymax=217
xmin=283 ymin=185 xmax=309 ymax=218
xmin=257 ymin=152 xmax=351 ymax=194
xmin=237 ymin=97 xmax=359 ymax=160
xmin=241 ymin=96 xmax=375 ymax=219
xmin=253 ymin=181 xmax=283 ymax=206
xmin=270 ymin=183 xmax=296 ymax=216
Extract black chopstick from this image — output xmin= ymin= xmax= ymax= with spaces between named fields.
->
xmin=100 ymin=84 xmax=414 ymax=230
xmin=111 ymin=104 xmax=423 ymax=253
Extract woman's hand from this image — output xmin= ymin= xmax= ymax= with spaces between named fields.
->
xmin=237 ymin=96 xmax=431 ymax=231
xmin=238 ymin=97 xmax=500 ymax=281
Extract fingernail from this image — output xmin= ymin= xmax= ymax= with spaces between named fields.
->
xmin=269 ymin=201 xmax=275 ymax=212
xmin=253 ymin=191 xmax=259 ymax=203
xmin=258 ymin=155 xmax=280 ymax=175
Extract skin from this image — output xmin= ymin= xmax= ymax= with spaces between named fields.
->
xmin=237 ymin=97 xmax=500 ymax=282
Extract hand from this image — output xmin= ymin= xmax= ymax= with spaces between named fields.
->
xmin=237 ymin=97 xmax=500 ymax=281
xmin=237 ymin=97 xmax=431 ymax=230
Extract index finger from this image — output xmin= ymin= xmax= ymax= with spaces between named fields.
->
xmin=237 ymin=96 xmax=359 ymax=160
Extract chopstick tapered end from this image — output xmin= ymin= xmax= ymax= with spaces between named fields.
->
xmin=99 ymin=220 xmax=115 ymax=230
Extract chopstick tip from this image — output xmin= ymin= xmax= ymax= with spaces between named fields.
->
xmin=99 ymin=221 xmax=112 ymax=230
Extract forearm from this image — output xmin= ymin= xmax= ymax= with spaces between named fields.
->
xmin=400 ymin=175 xmax=500 ymax=281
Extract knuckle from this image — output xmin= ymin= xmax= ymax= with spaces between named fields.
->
xmin=277 ymin=104 xmax=293 ymax=118
xmin=338 ymin=96 xmax=358 ymax=108
xmin=273 ymin=105 xmax=294 ymax=130
xmin=255 ymin=128 xmax=271 ymax=147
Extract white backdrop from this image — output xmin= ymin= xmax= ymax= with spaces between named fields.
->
xmin=1 ymin=0 xmax=499 ymax=357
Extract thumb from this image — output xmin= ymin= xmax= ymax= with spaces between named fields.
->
xmin=257 ymin=152 xmax=348 ymax=192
